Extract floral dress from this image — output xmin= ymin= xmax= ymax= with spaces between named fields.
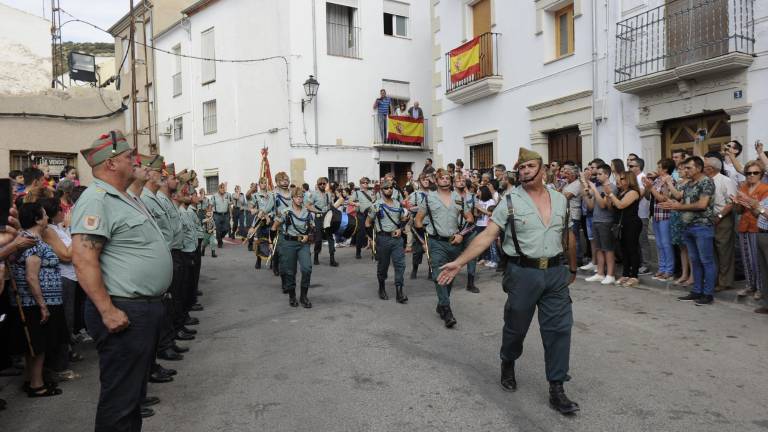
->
xmin=670 ymin=182 xmax=689 ymax=246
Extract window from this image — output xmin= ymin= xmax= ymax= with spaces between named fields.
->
xmin=203 ymin=100 xmax=217 ymax=135
xmin=327 ymin=3 xmax=360 ymax=58
xmin=205 ymin=175 xmax=219 ymax=194
xmin=201 ymin=28 xmax=216 ymax=84
xmin=470 ymin=143 xmax=494 ymax=170
xmin=328 ymin=167 xmax=348 ymax=185
xmin=554 ymin=4 xmax=574 ymax=58
xmin=383 ymin=1 xmax=409 ymax=37
xmin=173 ymin=117 xmax=183 ymax=141
xmin=172 ymin=44 xmax=182 ymax=96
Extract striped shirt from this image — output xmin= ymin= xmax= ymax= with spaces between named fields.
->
xmin=375 ymin=97 xmax=392 ymax=115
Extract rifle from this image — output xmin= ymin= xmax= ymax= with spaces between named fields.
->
xmin=5 ymin=260 xmax=35 ymax=356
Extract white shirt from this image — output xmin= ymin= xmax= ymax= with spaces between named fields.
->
xmin=49 ymin=223 xmax=76 ymax=281
xmin=636 ymin=172 xmax=650 ymax=219
xmin=476 ymin=198 xmax=496 ymax=227
xmin=711 ymin=173 xmax=737 ymax=214
xmin=724 ymin=161 xmax=745 ymax=185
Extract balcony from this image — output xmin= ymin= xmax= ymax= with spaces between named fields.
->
xmin=172 ymin=72 xmax=182 ymax=97
xmin=327 ymin=22 xmax=361 ymax=59
xmin=445 ymin=32 xmax=503 ymax=104
xmin=614 ymin=0 xmax=755 ymax=94
xmin=372 ymin=114 xmax=428 ymax=151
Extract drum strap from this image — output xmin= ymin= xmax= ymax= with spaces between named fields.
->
xmin=505 ymin=194 xmax=525 ymax=258
xmin=285 ymin=210 xmax=310 ymax=236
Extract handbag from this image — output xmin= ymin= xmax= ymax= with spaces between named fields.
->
xmin=611 ymin=210 xmax=624 ymax=240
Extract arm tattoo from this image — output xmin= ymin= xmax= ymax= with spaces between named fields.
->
xmin=76 ymin=234 xmax=107 ymax=251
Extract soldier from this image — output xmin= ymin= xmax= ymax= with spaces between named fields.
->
xmin=230 ymin=185 xmax=247 ymax=239
xmin=211 ymin=183 xmax=231 ymax=248
xmin=246 ymin=177 xmax=275 ymax=269
xmin=437 ymin=148 xmax=580 ymax=415
xmin=415 ymin=168 xmax=473 ymax=328
xmin=351 ymin=177 xmax=374 ymax=259
xmin=305 ymin=177 xmax=343 ymax=267
xmin=367 ymin=180 xmax=409 ymax=303
xmin=408 ymin=173 xmax=434 ymax=280
xmin=272 ymin=188 xmax=315 ymax=308
xmin=71 ymin=130 xmax=173 ymax=431
xmin=201 ymin=208 xmax=217 ymax=258
xmin=454 ymin=176 xmax=479 ymax=293
xmin=272 ymin=172 xmax=292 ymax=276
xmin=174 ymin=175 xmax=202 ymax=319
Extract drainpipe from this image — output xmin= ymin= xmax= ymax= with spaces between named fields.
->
xmin=312 ymin=0 xmax=320 ymax=155
xmin=590 ymin=0 xmax=600 ymax=159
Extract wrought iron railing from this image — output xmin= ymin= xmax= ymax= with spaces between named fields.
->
xmin=172 ymin=72 xmax=182 ymax=97
xmin=327 ymin=22 xmax=361 ymax=59
xmin=372 ymin=114 xmax=428 ymax=147
xmin=445 ymin=32 xmax=501 ymax=93
xmin=615 ymin=0 xmax=755 ymax=83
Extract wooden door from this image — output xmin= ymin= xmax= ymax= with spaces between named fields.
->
xmin=472 ymin=0 xmax=493 ymax=79
xmin=470 ymin=142 xmax=494 ymax=170
xmin=547 ymin=128 xmax=582 ymax=165
xmin=666 ymin=0 xmax=728 ymax=69
xmin=661 ymin=112 xmax=731 ymax=157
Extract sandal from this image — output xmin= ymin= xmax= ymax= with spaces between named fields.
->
xmin=22 ymin=380 xmax=58 ymax=393
xmin=27 ymin=385 xmax=63 ymax=398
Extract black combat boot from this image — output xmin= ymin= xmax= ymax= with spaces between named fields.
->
xmin=442 ymin=305 xmax=457 ymax=328
xmin=314 ymin=252 xmax=320 ymax=265
xmin=281 ymin=275 xmax=288 ymax=294
xmin=355 ymin=247 xmax=362 ymax=259
xmin=255 ymin=257 xmax=261 ymax=270
xmin=211 ymin=249 xmax=217 ymax=258
xmin=466 ymin=275 xmax=479 ymax=293
xmin=201 ymin=245 xmax=206 ymax=257
xmin=272 ymin=258 xmax=280 ymax=276
xmin=549 ymin=381 xmax=580 ymax=415
xmin=329 ymin=253 xmax=339 ymax=267
xmin=288 ymin=292 xmax=299 ymax=307
xmin=427 ymin=267 xmax=433 ymax=281
xmin=500 ymin=361 xmax=517 ymax=392
xmin=410 ymin=263 xmax=419 ymax=279
xmin=247 ymin=239 xmax=254 ymax=252
xmin=299 ymin=284 xmax=312 ymax=308
xmin=436 ymin=304 xmax=445 ymax=319
xmin=378 ymin=279 xmax=389 ymax=300
xmin=395 ymin=284 xmax=407 ymax=304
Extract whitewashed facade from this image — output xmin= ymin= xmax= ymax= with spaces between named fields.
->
xmin=431 ymin=0 xmax=767 ymax=170
xmin=154 ymin=0 xmax=432 ymax=190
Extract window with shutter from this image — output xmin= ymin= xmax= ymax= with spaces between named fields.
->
xmin=201 ymin=28 xmax=216 ymax=84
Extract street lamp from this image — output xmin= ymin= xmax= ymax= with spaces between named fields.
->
xmin=301 ymin=75 xmax=319 ymax=113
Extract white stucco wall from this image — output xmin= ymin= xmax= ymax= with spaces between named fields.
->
xmin=0 ymin=3 xmax=52 ymax=94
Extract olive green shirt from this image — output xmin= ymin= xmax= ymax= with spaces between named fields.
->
xmin=252 ymin=191 xmax=275 ymax=215
xmin=179 ymin=206 xmax=199 ymax=253
xmin=276 ymin=207 xmax=313 ymax=237
xmin=211 ymin=192 xmax=231 ymax=213
xmin=490 ymin=186 xmax=570 ymax=259
xmin=70 ymin=179 xmax=172 ymax=298
xmin=408 ymin=190 xmax=431 ymax=227
xmin=369 ymin=198 xmax=405 ymax=233
xmin=190 ymin=204 xmax=205 ymax=239
xmin=353 ymin=189 xmax=375 ymax=214
xmin=417 ymin=190 xmax=470 ymax=237
xmin=305 ymin=190 xmax=332 ymax=213
xmin=273 ymin=189 xmax=292 ymax=215
xmin=156 ymin=191 xmax=183 ymax=250
xmin=140 ymin=187 xmax=173 ymax=248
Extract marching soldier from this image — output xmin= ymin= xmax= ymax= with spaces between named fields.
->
xmin=454 ymin=176 xmax=479 ymax=293
xmin=415 ymin=168 xmax=473 ymax=328
xmin=211 ymin=183 xmax=231 ymax=248
xmin=437 ymin=148 xmax=579 ymax=415
xmin=366 ymin=180 xmax=408 ymax=303
xmin=246 ymin=177 xmax=275 ymax=269
xmin=305 ymin=177 xmax=342 ymax=267
xmin=272 ymin=188 xmax=315 ymax=308
xmin=271 ymin=172 xmax=293 ymax=276
xmin=174 ymin=175 xmax=202 ymax=319
xmin=408 ymin=173 xmax=434 ymax=280
xmin=351 ymin=177 xmax=375 ymax=259
xmin=71 ymin=130 xmax=172 ymax=431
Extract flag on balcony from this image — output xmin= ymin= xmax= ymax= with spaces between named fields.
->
xmin=387 ymin=115 xmax=424 ymax=144
xmin=449 ymin=36 xmax=481 ymax=83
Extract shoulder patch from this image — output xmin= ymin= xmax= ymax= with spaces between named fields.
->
xmin=93 ymin=187 xmax=106 ymax=194
xmin=83 ymin=215 xmax=101 ymax=230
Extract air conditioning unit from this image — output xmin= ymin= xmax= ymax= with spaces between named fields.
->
xmin=161 ymin=124 xmax=172 ymax=136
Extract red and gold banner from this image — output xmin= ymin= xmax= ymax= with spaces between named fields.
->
xmin=260 ymin=147 xmax=273 ymax=190
xmin=449 ymin=36 xmax=481 ymax=83
xmin=387 ymin=116 xmax=424 ymax=144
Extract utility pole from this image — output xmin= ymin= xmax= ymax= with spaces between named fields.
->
xmin=129 ymin=0 xmax=138 ymax=151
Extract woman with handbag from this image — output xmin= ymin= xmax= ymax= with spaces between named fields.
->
xmin=608 ymin=172 xmax=643 ymax=287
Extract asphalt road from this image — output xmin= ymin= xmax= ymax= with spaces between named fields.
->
xmin=2 ymin=242 xmax=768 ymax=432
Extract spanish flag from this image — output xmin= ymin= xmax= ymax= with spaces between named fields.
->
xmin=449 ymin=36 xmax=481 ymax=83
xmin=387 ymin=116 xmax=424 ymax=144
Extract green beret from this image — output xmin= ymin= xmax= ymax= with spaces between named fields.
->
xmin=177 ymin=169 xmax=191 ymax=184
xmin=141 ymin=154 xmax=164 ymax=170
xmin=80 ymin=130 xmax=131 ymax=167
xmin=164 ymin=163 xmax=176 ymax=177
xmin=517 ymin=147 xmax=542 ymax=165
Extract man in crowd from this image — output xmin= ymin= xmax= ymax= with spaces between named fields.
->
xmin=671 ymin=149 xmax=687 ymax=180
xmin=373 ymin=89 xmax=392 ymax=142
xmin=422 ymin=158 xmax=436 ymax=176
xmin=492 ymin=164 xmax=507 ymax=191
xmin=703 ymin=156 xmax=737 ymax=291
xmin=561 ymin=163 xmax=583 ymax=265
xmin=211 ymin=183 xmax=231 ymax=248
xmin=584 ymin=164 xmax=617 ymax=285
xmin=722 ymin=140 xmax=746 ymax=184
xmin=14 ymin=167 xmax=45 ymax=207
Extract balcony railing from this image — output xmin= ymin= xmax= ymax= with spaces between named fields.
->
xmin=172 ymin=72 xmax=182 ymax=97
xmin=327 ymin=22 xmax=361 ymax=59
xmin=372 ymin=114 xmax=428 ymax=149
xmin=614 ymin=0 xmax=755 ymax=84
xmin=445 ymin=32 xmax=501 ymax=94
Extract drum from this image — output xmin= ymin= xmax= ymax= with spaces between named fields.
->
xmin=322 ymin=209 xmax=342 ymax=239
xmin=338 ymin=212 xmax=357 ymax=239
xmin=255 ymin=236 xmax=272 ymax=259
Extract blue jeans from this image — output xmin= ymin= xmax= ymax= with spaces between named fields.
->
xmin=683 ymin=225 xmax=716 ymax=296
xmin=377 ymin=114 xmax=387 ymax=142
xmin=653 ymin=219 xmax=674 ymax=274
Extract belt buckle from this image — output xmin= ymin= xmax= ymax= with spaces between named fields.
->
xmin=537 ymin=257 xmax=549 ymax=270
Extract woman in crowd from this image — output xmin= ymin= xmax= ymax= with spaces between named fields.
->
xmin=60 ymin=165 xmax=79 ymax=187
xmin=10 ymin=202 xmax=68 ymax=397
xmin=394 ymin=101 xmax=408 ymax=117
xmin=733 ymin=160 xmax=768 ymax=300
xmin=608 ymin=171 xmax=642 ymax=286
xmin=611 ymin=159 xmax=626 ymax=184
xmin=643 ymin=159 xmax=677 ymax=281
xmin=667 ymin=164 xmax=693 ymax=286
xmin=474 ymin=185 xmax=498 ymax=269
xmin=56 ymin=179 xmax=75 ymax=228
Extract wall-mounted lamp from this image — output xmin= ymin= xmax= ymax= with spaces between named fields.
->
xmin=301 ymin=75 xmax=319 ymax=113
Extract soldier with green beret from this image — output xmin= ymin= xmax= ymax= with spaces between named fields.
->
xmin=272 ymin=187 xmax=315 ymax=308
xmin=366 ymin=179 xmax=409 ymax=303
xmin=415 ymin=168 xmax=473 ymax=328
xmin=71 ymin=130 xmax=172 ymax=431
xmin=437 ymin=147 xmax=580 ymax=416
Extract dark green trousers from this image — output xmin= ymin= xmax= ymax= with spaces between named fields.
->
xmin=376 ymin=234 xmax=405 ymax=285
xmin=462 ymin=230 xmax=477 ymax=277
xmin=500 ymin=262 xmax=573 ymax=382
xmin=279 ymin=239 xmax=312 ymax=297
xmin=428 ymin=238 xmax=462 ymax=305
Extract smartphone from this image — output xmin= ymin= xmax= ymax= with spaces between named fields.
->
xmin=0 ymin=178 xmax=12 ymax=230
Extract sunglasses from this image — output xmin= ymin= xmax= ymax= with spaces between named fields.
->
xmin=382 ymin=187 xmax=392 ymax=190
xmin=746 ymin=171 xmax=762 ymax=177
xmin=318 ymin=182 xmax=327 ymax=186
xmin=628 ymin=164 xmax=638 ymax=168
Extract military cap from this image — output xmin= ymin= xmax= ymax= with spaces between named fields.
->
xmin=381 ymin=179 xmax=394 ymax=189
xmin=164 ymin=163 xmax=176 ymax=177
xmin=142 ymin=154 xmax=165 ymax=170
xmin=177 ymin=169 xmax=191 ymax=184
xmin=80 ymin=130 xmax=131 ymax=167
xmin=517 ymin=147 xmax=542 ymax=164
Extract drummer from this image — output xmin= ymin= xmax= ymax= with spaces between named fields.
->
xmin=271 ymin=172 xmax=292 ymax=277
xmin=408 ymin=173 xmax=434 ymax=280
xmin=367 ymin=179 xmax=409 ymax=303
xmin=305 ymin=177 xmax=343 ymax=267
xmin=351 ymin=177 xmax=375 ymax=259
xmin=272 ymin=187 xmax=315 ymax=308
xmin=246 ymin=177 xmax=275 ymax=270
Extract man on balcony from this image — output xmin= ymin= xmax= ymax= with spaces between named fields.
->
xmin=407 ymin=101 xmax=423 ymax=120
xmin=372 ymin=89 xmax=392 ymax=142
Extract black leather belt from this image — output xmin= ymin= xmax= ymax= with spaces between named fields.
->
xmin=509 ymin=254 xmax=563 ymax=270
xmin=377 ymin=231 xmax=398 ymax=237
xmin=110 ymin=295 xmax=163 ymax=303
xmin=428 ymin=235 xmax=453 ymax=242
xmin=214 ymin=211 xmax=227 ymax=215
xmin=283 ymin=234 xmax=302 ymax=241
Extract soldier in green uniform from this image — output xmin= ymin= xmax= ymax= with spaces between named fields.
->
xmin=175 ymin=177 xmax=202 ymax=320
xmin=437 ymin=148 xmax=580 ymax=415
xmin=366 ymin=180 xmax=409 ymax=303
xmin=246 ymin=177 xmax=275 ymax=269
xmin=210 ymin=183 xmax=231 ymax=248
xmin=408 ymin=173 xmax=434 ymax=280
xmin=271 ymin=172 xmax=292 ymax=276
xmin=415 ymin=169 xmax=473 ymax=328
xmin=71 ymin=130 xmax=173 ymax=431
xmin=272 ymin=188 xmax=315 ymax=308
xmin=351 ymin=176 xmax=375 ymax=259
xmin=454 ymin=175 xmax=479 ymax=293
xmin=305 ymin=177 xmax=342 ymax=267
